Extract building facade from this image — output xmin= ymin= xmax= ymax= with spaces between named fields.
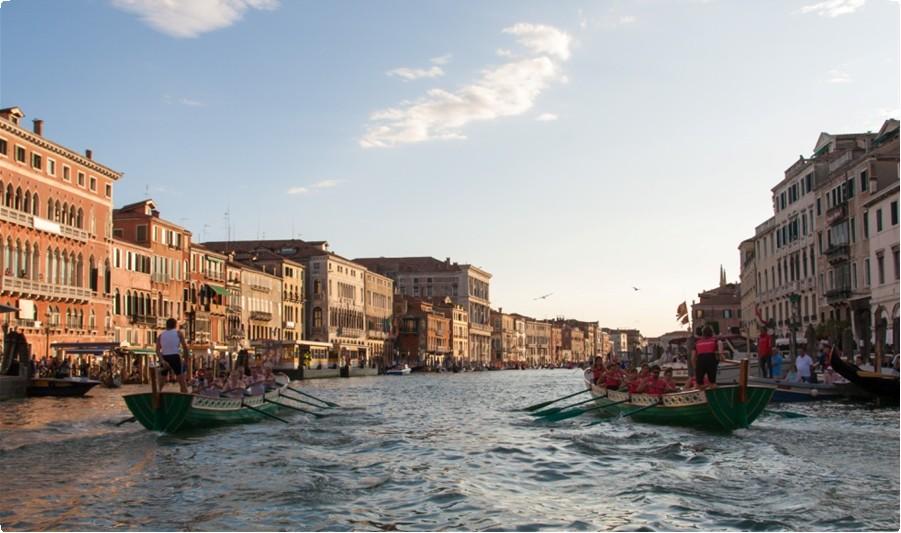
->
xmin=864 ymin=183 xmax=900 ymax=354
xmin=0 ymin=107 xmax=121 ymax=358
xmin=364 ymin=270 xmax=394 ymax=366
xmin=394 ymin=296 xmax=450 ymax=366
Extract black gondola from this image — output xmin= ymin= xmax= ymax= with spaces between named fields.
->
xmin=830 ymin=352 xmax=899 ymax=404
xmin=27 ymin=377 xmax=101 ymax=397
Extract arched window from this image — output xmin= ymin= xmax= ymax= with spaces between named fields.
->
xmin=76 ymin=254 xmax=83 ymax=287
xmin=76 ymin=208 xmax=83 ymax=229
xmin=89 ymin=256 xmax=98 ymax=292
xmin=61 ymin=202 xmax=69 ymax=225
xmin=53 ymin=248 xmax=61 ymax=284
xmin=68 ymin=205 xmax=76 ymax=227
xmin=125 ymin=290 xmax=132 ymax=316
xmin=114 ymin=289 xmax=121 ymax=315
xmin=89 ymin=310 xmax=96 ymax=329
xmin=23 ymin=242 xmax=30 ymax=278
xmin=5 ymin=184 xmax=13 ymax=208
xmin=14 ymin=187 xmax=22 ymax=211
xmin=31 ymin=245 xmax=39 ymax=281
xmin=32 ymin=192 xmax=39 ymax=216
xmin=47 ymin=198 xmax=54 ymax=220
xmin=313 ymin=307 xmax=323 ymax=329
xmin=104 ymin=259 xmax=111 ymax=294
xmin=13 ymin=239 xmax=21 ymax=277
xmin=2 ymin=238 xmax=10 ymax=277
xmin=54 ymin=200 xmax=61 ymax=222
xmin=23 ymin=191 xmax=31 ymax=214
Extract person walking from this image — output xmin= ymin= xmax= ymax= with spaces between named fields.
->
xmin=692 ymin=326 xmax=723 ymax=390
xmin=795 ymin=349 xmax=814 ymax=383
xmin=156 ymin=318 xmax=189 ymax=393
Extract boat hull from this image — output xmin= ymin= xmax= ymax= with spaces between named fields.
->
xmin=830 ymin=353 xmax=899 ymax=404
xmin=123 ymin=386 xmax=285 ymax=432
xmin=27 ymin=378 xmax=101 ymax=397
xmin=748 ymin=376 xmax=868 ymax=402
xmin=585 ymin=375 xmax=773 ymax=432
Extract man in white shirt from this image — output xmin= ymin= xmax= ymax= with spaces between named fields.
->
xmin=795 ymin=350 xmax=814 ymax=383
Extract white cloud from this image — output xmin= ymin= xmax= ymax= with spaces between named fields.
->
xmin=502 ymin=23 xmax=572 ymax=61
xmin=828 ymin=69 xmax=852 ymax=83
xmin=387 ymin=66 xmax=445 ymax=81
xmin=361 ymin=23 xmax=572 ymax=148
xmin=431 ymin=54 xmax=452 ymax=65
xmin=536 ymin=113 xmax=558 ymax=121
xmin=287 ymin=186 xmax=309 ymax=195
xmin=312 ymin=179 xmax=342 ymax=189
xmin=799 ymin=0 xmax=866 ymax=17
xmin=496 ymin=48 xmax=514 ymax=58
xmin=0 ymin=0 xmax=12 ymax=8
xmin=179 ymin=97 xmax=205 ymax=107
xmin=578 ymin=9 xmax=588 ymax=29
xmin=619 ymin=15 xmax=637 ymax=25
xmin=111 ymin=0 xmax=279 ymax=38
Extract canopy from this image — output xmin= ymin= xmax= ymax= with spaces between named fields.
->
xmin=0 ymin=303 xmax=18 ymax=314
xmin=207 ymin=284 xmax=228 ymax=296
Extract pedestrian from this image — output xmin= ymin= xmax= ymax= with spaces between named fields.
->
xmin=771 ymin=350 xmax=784 ymax=379
xmin=691 ymin=326 xmax=722 ymax=390
xmin=757 ymin=328 xmax=774 ymax=378
xmin=155 ymin=318 xmax=189 ymax=393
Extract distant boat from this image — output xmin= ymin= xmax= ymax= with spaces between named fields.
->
xmin=748 ymin=376 xmax=867 ymax=402
xmin=27 ymin=377 xmax=101 ymax=397
xmin=385 ymin=365 xmax=412 ymax=376
xmin=830 ymin=353 xmax=899 ymax=404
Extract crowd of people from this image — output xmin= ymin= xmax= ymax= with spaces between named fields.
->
xmin=189 ymin=352 xmax=279 ymax=398
xmin=30 ymin=354 xmax=123 ymax=381
xmin=589 ymin=358 xmax=684 ymax=395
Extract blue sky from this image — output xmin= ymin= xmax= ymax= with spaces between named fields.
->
xmin=1 ymin=0 xmax=898 ymax=335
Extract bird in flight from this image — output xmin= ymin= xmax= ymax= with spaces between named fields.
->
xmin=534 ymin=293 xmax=554 ymax=300
xmin=632 ymin=287 xmax=641 ymax=291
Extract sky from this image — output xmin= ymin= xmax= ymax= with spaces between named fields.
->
xmin=0 ymin=0 xmax=898 ymax=336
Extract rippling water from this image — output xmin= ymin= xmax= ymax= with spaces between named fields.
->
xmin=1 ymin=370 xmax=898 ymax=531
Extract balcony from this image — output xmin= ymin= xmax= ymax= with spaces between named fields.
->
xmin=824 ymin=244 xmax=850 ymax=264
xmin=250 ymin=310 xmax=273 ymax=321
xmin=250 ymin=284 xmax=270 ymax=293
xmin=337 ymin=327 xmax=365 ymax=338
xmin=283 ymin=320 xmax=296 ymax=329
xmin=825 ymin=287 xmax=852 ymax=303
xmin=151 ymin=272 xmax=168 ymax=283
xmin=283 ymin=291 xmax=302 ymax=302
xmin=826 ymin=203 xmax=848 ymax=225
xmin=128 ymin=314 xmax=157 ymax=326
xmin=367 ymin=330 xmax=389 ymax=340
xmin=227 ymin=305 xmax=242 ymax=314
xmin=0 ymin=205 xmax=89 ymax=242
xmin=2 ymin=276 xmax=92 ymax=302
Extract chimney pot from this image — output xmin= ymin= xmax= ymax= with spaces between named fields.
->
xmin=33 ymin=119 xmax=43 ymax=136
xmin=85 ymin=149 xmax=93 ymax=160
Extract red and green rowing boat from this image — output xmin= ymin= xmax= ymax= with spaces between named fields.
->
xmin=584 ymin=372 xmax=774 ymax=431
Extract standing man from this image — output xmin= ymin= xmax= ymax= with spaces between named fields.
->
xmin=156 ymin=318 xmax=189 ymax=393
xmin=795 ymin=349 xmax=814 ymax=383
xmin=754 ymin=308 xmax=774 ymax=378
xmin=692 ymin=326 xmax=723 ymax=389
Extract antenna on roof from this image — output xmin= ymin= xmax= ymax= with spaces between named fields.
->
xmin=144 ymin=184 xmax=150 ymax=198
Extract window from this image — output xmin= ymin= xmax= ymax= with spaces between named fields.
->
xmin=0 ymin=138 xmax=7 ymax=156
xmin=852 ymin=262 xmax=857 ymax=289
xmin=894 ymin=249 xmax=900 ymax=281
xmin=816 ymin=198 xmax=821 ymax=216
xmin=864 ymin=258 xmax=871 ymax=286
xmin=63 ymin=166 xmax=71 ymax=181
xmin=876 ymin=209 xmax=883 ymax=232
xmin=105 ymin=184 xmax=111 ymax=198
xmin=892 ymin=201 xmax=899 ymax=226
xmin=860 ymin=170 xmax=868 ymax=191
xmin=849 ymin=218 xmax=855 ymax=243
xmin=15 ymin=145 xmax=25 ymax=162
xmin=89 ymin=176 xmax=97 ymax=191
xmin=136 ymin=225 xmax=148 ymax=242
xmin=31 ymin=153 xmax=41 ymax=170
xmin=877 ymin=254 xmax=885 ymax=285
xmin=47 ymin=158 xmax=56 ymax=176
xmin=863 ymin=212 xmax=869 ymax=238
xmin=77 ymin=172 xmax=85 ymax=187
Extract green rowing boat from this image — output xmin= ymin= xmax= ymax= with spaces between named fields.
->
xmin=123 ymin=385 xmax=285 ymax=433
xmin=584 ymin=372 xmax=773 ymax=432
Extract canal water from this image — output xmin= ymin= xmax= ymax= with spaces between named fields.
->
xmin=0 ymin=370 xmax=898 ymax=531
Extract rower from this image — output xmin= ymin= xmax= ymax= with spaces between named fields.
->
xmin=692 ymin=326 xmax=723 ymax=390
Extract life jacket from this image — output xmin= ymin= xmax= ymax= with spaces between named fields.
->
xmin=696 ymin=337 xmax=718 ymax=355
xmin=605 ymin=372 xmax=621 ymax=388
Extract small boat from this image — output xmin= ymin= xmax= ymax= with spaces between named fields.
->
xmin=385 ymin=364 xmax=412 ymax=376
xmin=830 ymin=352 xmax=899 ymax=404
xmin=27 ymin=377 xmax=101 ymax=397
xmin=584 ymin=371 xmax=773 ymax=432
xmin=748 ymin=376 xmax=867 ymax=402
xmin=123 ymin=382 xmax=290 ymax=433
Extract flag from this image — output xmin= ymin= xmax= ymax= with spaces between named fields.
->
xmin=676 ymin=301 xmax=687 ymax=321
xmin=681 ymin=315 xmax=689 ymax=325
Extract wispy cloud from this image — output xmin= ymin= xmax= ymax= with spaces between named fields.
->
xmin=496 ymin=48 xmax=514 ymax=58
xmin=618 ymin=15 xmax=637 ymax=25
xmin=361 ymin=23 xmax=572 ymax=148
xmin=536 ymin=113 xmax=558 ymax=122
xmin=163 ymin=94 xmax=207 ymax=107
xmin=799 ymin=0 xmax=866 ymax=17
xmin=827 ymin=69 xmax=852 ymax=83
xmin=111 ymin=0 xmax=279 ymax=38
xmin=430 ymin=54 xmax=452 ymax=65
xmin=387 ymin=66 xmax=445 ymax=81
xmin=287 ymin=179 xmax=343 ymax=195
xmin=0 ymin=0 xmax=12 ymax=8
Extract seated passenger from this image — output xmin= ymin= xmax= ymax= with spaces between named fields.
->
xmin=591 ymin=357 xmax=604 ymax=385
xmin=630 ymin=365 xmax=651 ymax=394
xmin=222 ymin=370 xmax=247 ymax=398
xmin=648 ymin=367 xmax=678 ymax=395
xmin=604 ymin=363 xmax=622 ymax=389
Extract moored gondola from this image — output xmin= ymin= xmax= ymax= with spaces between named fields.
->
xmin=830 ymin=352 xmax=899 ymax=404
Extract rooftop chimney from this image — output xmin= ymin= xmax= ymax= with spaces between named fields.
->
xmin=33 ymin=119 xmax=43 ymax=136
xmin=85 ymin=149 xmax=93 ymax=160
xmin=445 ymin=257 xmax=450 ymax=264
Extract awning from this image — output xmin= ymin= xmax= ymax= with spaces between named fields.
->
xmin=207 ymin=284 xmax=228 ymax=296
xmin=51 ymin=342 xmax=120 ymax=351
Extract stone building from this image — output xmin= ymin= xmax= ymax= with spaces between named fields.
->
xmin=738 ymin=236 xmax=759 ymax=337
xmin=437 ymin=298 xmax=468 ymax=366
xmin=864 ymin=182 xmax=899 ymax=354
xmin=186 ymin=244 xmax=227 ymax=351
xmin=394 ymin=295 xmax=450 ymax=367
xmin=239 ymin=262 xmax=282 ymax=343
xmin=549 ymin=323 xmax=563 ymax=364
xmin=353 ymin=256 xmax=492 ymax=365
xmin=691 ymin=277 xmax=741 ymax=336
xmin=110 ymin=237 xmax=153 ymax=350
xmin=364 ymin=269 xmax=394 ymax=366
xmin=0 ymin=107 xmax=121 ymax=358
xmin=232 ymin=249 xmax=304 ymax=343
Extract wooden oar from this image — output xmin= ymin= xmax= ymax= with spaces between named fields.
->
xmin=545 ymin=397 xmax=633 ymax=422
xmin=241 ymin=400 xmax=290 ymax=424
xmin=532 ymin=395 xmax=602 ymax=417
xmin=265 ymin=397 xmax=327 ymax=418
xmin=619 ymin=399 xmax=663 ymax=418
xmin=522 ymin=389 xmax=589 ymax=412
xmin=764 ymin=409 xmax=808 ymax=419
xmin=116 ymin=416 xmax=136 ymax=426
xmin=286 ymin=385 xmax=339 ymax=408
xmin=279 ymin=391 xmax=330 ymax=410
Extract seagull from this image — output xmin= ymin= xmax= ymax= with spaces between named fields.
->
xmin=534 ymin=292 xmax=554 ymax=300
xmin=632 ymin=287 xmax=640 ymax=291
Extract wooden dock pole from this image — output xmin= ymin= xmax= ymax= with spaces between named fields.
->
xmin=738 ymin=358 xmax=749 ymax=403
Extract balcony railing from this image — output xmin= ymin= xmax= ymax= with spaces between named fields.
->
xmin=250 ymin=311 xmax=273 ymax=321
xmin=336 ymin=327 xmax=364 ymax=338
xmin=0 ymin=205 xmax=89 ymax=242
xmin=826 ymin=203 xmax=848 ymax=225
xmin=283 ymin=291 xmax=302 ymax=302
xmin=151 ymin=272 xmax=168 ymax=283
xmin=2 ymin=276 xmax=92 ymax=302
xmin=227 ymin=305 xmax=242 ymax=314
xmin=250 ymin=284 xmax=270 ymax=293
xmin=824 ymin=244 xmax=850 ymax=264
xmin=128 ymin=314 xmax=157 ymax=326
xmin=825 ymin=288 xmax=852 ymax=302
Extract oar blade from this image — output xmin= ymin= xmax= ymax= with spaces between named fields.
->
xmin=544 ymin=407 xmax=588 ymax=422
xmin=531 ymin=406 xmax=563 ymax=417
xmin=522 ymin=389 xmax=589 ymax=412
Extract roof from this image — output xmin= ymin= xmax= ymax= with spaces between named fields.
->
xmin=354 ymin=256 xmax=463 ymax=274
xmin=202 ymin=239 xmax=357 ymax=264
